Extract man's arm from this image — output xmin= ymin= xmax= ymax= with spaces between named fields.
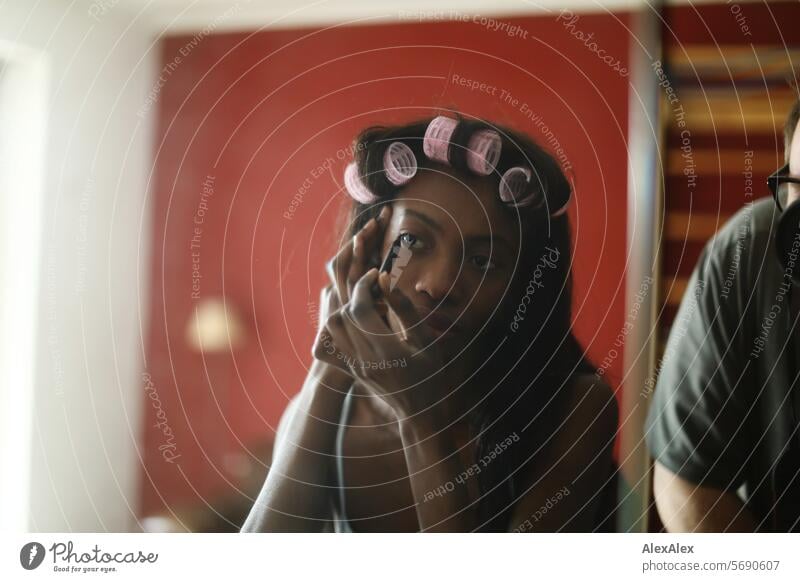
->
xmin=646 ymin=207 xmax=759 ymax=532
xmin=653 ymin=461 xmax=757 ymax=532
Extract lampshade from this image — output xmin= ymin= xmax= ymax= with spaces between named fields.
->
xmin=185 ymin=298 xmax=246 ymax=353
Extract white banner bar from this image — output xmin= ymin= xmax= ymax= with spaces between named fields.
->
xmin=3 ymin=533 xmax=798 ymax=581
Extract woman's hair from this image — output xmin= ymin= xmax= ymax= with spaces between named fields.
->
xmin=338 ymin=115 xmax=596 ymax=531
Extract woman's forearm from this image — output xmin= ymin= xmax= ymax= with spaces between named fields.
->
xmin=241 ymin=361 xmax=351 ymax=532
xmin=399 ymin=415 xmax=478 ymax=532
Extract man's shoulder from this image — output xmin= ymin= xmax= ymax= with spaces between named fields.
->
xmin=691 ymin=198 xmax=778 ymax=290
xmin=709 ymin=197 xmax=776 ymax=254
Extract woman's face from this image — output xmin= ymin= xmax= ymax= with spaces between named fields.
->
xmin=377 ymin=165 xmax=523 ymax=355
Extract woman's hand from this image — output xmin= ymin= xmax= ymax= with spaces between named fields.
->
xmin=311 ymin=206 xmax=391 ymax=380
xmin=314 ymin=266 xmax=451 ymax=423
xmin=310 ymin=284 xmax=353 ymax=386
xmin=326 ymin=205 xmax=391 ymax=305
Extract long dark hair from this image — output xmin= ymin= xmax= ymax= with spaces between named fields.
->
xmin=338 ymin=114 xmax=595 ymax=531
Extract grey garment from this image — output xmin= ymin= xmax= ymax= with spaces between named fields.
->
xmin=331 ymin=385 xmax=356 ymax=533
xmin=645 ymin=197 xmax=800 ymax=531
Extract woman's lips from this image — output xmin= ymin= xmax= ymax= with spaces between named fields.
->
xmin=422 ymin=312 xmax=461 ymax=336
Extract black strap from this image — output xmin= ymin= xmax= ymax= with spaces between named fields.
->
xmin=334 ymin=385 xmax=356 ymax=532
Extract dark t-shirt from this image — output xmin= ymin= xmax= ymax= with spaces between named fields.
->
xmin=645 ymin=197 xmax=800 ymax=531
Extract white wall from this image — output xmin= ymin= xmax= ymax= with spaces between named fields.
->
xmin=0 ymin=0 xmax=157 ymax=532
xmin=0 ymin=39 xmax=48 ymax=534
xmin=121 ymin=0 xmax=739 ymax=34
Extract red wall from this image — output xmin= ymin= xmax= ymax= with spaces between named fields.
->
xmin=141 ymin=13 xmax=631 ymax=514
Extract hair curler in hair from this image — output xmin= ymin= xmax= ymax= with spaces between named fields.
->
xmin=422 ymin=115 xmax=459 ymax=165
xmin=499 ymin=166 xmax=532 ymax=204
xmin=423 ymin=116 xmax=502 ymax=176
xmin=345 ymin=115 xmax=570 ymax=216
xmin=383 ymin=141 xmax=418 ymax=185
xmin=344 ymin=162 xmax=380 ymax=204
xmin=466 ymin=129 xmax=502 ymax=176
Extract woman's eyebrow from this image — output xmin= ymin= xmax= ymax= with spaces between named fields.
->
xmin=401 ymin=208 xmax=442 ymax=232
xmin=401 ymin=208 xmax=513 ymax=251
xmin=467 ymin=234 xmax=513 ymax=251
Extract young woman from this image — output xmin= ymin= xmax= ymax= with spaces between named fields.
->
xmin=242 ymin=114 xmax=618 ymax=532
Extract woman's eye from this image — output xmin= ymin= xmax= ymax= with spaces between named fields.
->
xmin=399 ymin=232 xmax=422 ymax=249
xmin=471 ymin=255 xmax=496 ymax=271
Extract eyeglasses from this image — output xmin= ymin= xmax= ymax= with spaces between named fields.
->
xmin=768 ymin=163 xmax=800 ymax=212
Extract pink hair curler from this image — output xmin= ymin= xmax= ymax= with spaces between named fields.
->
xmin=383 ymin=141 xmax=417 ymax=185
xmin=347 ymin=116 xmax=568 ymax=216
xmin=423 ymin=116 xmax=458 ymax=164
xmin=424 ymin=116 xmax=503 ymax=176
xmin=466 ymin=129 xmax=502 ymax=176
xmin=499 ymin=166 xmax=532 ymax=203
xmin=518 ymin=187 xmax=571 ymax=216
xmin=499 ymin=165 xmax=568 ymax=215
xmin=344 ymin=162 xmax=380 ymax=204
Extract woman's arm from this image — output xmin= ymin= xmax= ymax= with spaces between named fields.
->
xmin=398 ymin=413 xmax=478 ymax=532
xmin=241 ymin=359 xmax=352 ymax=532
xmin=243 ymin=207 xmax=392 ymax=532
xmin=316 ymin=270 xmax=480 ymax=531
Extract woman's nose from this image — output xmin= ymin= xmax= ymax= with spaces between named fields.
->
xmin=413 ymin=252 xmax=463 ymax=303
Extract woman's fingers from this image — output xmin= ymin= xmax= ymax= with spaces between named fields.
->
xmin=347 ymin=218 xmax=376 ymax=294
xmin=317 ymin=284 xmax=331 ymax=321
xmin=317 ymin=284 xmax=342 ymax=333
xmin=347 ymin=205 xmax=392 ymax=298
xmin=314 ymin=309 xmax=359 ymax=375
xmin=326 ymin=205 xmax=392 ymax=306
xmin=326 ymin=243 xmax=354 ymax=306
xmin=348 ymin=268 xmax=392 ymax=336
xmin=377 ymin=271 xmax=436 ymax=346
xmin=339 ymin=268 xmax=395 ymax=370
xmin=313 ymin=331 xmax=352 ymax=375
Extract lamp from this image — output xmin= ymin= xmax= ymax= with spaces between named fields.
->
xmin=185 ymin=298 xmax=245 ymax=353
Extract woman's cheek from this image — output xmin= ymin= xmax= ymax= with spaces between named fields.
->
xmin=471 ymin=280 xmax=514 ymax=323
xmin=471 ymin=274 xmax=508 ymax=303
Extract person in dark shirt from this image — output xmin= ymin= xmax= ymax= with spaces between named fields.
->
xmin=646 ymin=98 xmax=800 ymax=532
